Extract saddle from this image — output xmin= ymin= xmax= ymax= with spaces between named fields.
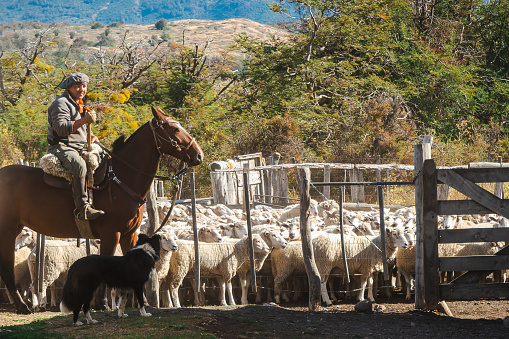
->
xmin=40 ymin=144 xmax=108 ymax=190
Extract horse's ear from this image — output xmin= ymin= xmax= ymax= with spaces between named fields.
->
xmin=152 ymin=106 xmax=168 ymax=121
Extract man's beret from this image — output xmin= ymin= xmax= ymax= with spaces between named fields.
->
xmin=59 ymin=72 xmax=90 ymax=89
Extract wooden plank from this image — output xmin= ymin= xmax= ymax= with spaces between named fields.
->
xmin=438 ymin=167 xmax=509 ymax=184
xmin=439 ymin=228 xmax=509 ymax=244
xmin=451 ymin=244 xmax=509 ymax=284
xmin=439 ymin=255 xmax=509 ymax=272
xmin=437 ymin=200 xmax=496 ymax=215
xmin=422 ymin=158 xmax=439 ymax=310
xmin=413 ymin=143 xmax=426 ymax=309
xmin=438 ymin=169 xmax=509 ymax=219
xmin=469 ymin=162 xmax=509 ymax=168
xmin=439 ymin=283 xmax=509 ymax=300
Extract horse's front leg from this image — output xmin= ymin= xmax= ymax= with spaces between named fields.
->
xmin=119 ymin=229 xmax=138 ymax=255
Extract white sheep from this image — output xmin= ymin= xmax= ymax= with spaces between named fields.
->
xmin=271 ymin=240 xmax=307 ymax=304
xmin=278 ymin=199 xmax=319 ymax=223
xmin=15 ymin=228 xmax=35 ymax=251
xmin=237 ymin=228 xmax=288 ymax=304
xmin=168 ymin=235 xmax=270 ymax=307
xmin=313 ymin=226 xmax=409 ymax=304
xmin=27 ymin=240 xmax=100 ymax=311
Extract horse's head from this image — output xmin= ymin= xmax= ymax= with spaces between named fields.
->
xmin=150 ymin=107 xmax=203 ymax=166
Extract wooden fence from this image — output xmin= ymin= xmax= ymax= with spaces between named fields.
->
xmin=417 ymin=157 xmax=509 ymax=310
xmin=210 ymin=153 xmax=415 ymax=208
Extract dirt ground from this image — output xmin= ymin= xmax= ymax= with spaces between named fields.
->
xmin=1 ymin=296 xmax=508 ymax=338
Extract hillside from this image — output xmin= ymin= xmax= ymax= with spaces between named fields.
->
xmin=0 ymin=0 xmax=286 ymax=25
xmin=0 ymin=19 xmax=288 ymax=59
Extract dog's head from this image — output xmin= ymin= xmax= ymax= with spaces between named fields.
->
xmin=136 ymin=234 xmax=162 ymax=262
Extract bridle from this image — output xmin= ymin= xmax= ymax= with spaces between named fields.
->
xmin=149 ymin=118 xmax=196 ymax=164
xmin=97 ymin=118 xmax=196 ymax=182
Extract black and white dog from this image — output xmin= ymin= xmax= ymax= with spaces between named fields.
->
xmin=60 ymin=233 xmax=162 ymax=326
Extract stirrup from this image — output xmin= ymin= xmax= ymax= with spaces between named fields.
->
xmin=76 ymin=203 xmax=105 ymax=221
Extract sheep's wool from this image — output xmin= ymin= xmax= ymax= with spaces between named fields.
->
xmin=40 ymin=143 xmax=103 ymax=181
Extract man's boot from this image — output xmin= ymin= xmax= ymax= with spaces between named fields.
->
xmin=71 ymin=176 xmax=105 ymax=220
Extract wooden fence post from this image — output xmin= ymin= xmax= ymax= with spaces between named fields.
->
xmin=146 ymin=181 xmax=159 ymax=236
xmin=422 ymin=159 xmax=439 ymax=310
xmin=190 ymin=169 xmax=201 ymax=305
xmin=378 ymin=186 xmax=389 ymax=281
xmin=243 ymin=164 xmax=257 ymax=293
xmin=323 ymin=164 xmax=331 ymax=200
xmin=145 ymin=182 xmax=159 ymax=307
xmin=414 ymin=136 xmax=432 ymax=309
xmin=298 ymin=167 xmax=322 ymax=311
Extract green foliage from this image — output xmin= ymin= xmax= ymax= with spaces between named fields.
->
xmin=1 ymin=0 xmax=509 ymax=198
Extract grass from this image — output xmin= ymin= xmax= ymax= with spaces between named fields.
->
xmin=0 ymin=312 xmax=217 ymax=339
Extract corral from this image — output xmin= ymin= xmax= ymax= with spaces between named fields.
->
xmin=1 ymin=137 xmax=509 ymax=335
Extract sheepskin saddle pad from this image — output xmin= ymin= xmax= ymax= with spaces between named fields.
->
xmin=40 ymin=143 xmax=104 ymax=182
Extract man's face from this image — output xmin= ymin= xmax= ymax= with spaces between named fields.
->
xmin=67 ymin=83 xmax=87 ymax=100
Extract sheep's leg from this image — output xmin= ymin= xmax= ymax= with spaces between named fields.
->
xmin=357 ymin=275 xmax=368 ymax=301
xmin=281 ymin=282 xmax=291 ymax=303
xmin=328 ymin=278 xmax=337 ymax=302
xmin=274 ymin=277 xmax=283 ymax=304
xmin=367 ymin=275 xmax=375 ymax=302
xmin=170 ymin=283 xmax=181 ymax=308
xmin=292 ymin=278 xmax=302 ymax=302
xmin=240 ymin=273 xmax=249 ymax=305
xmin=50 ymin=284 xmax=57 ymax=308
xmin=110 ymin=288 xmax=117 ymax=310
xmin=217 ymin=278 xmax=228 ymax=306
xmin=226 ymin=280 xmax=236 ymax=306
xmin=117 ymin=292 xmax=128 ymax=318
xmin=321 ymin=280 xmax=333 ymax=306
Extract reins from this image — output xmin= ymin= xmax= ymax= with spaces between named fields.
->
xmin=95 ymin=118 xmax=194 ymax=181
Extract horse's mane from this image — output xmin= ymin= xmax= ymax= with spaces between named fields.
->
xmin=111 ymin=121 xmax=150 ymax=154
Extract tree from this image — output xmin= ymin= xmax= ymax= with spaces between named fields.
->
xmin=155 ymin=18 xmax=167 ymax=30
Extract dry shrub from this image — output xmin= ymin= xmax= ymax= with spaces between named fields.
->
xmin=0 ymin=124 xmax=24 ymax=167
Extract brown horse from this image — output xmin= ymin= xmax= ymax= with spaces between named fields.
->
xmin=0 ymin=107 xmax=203 ymax=314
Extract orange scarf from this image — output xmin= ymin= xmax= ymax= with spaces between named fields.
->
xmin=75 ymin=99 xmax=90 ymax=114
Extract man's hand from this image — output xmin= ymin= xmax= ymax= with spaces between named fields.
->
xmin=84 ymin=110 xmax=97 ymax=123
xmin=91 ymin=134 xmax=99 ymax=143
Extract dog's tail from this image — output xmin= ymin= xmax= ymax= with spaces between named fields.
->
xmin=60 ymin=301 xmax=72 ymax=314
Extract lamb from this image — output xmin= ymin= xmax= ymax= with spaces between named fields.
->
xmin=271 ymin=240 xmax=307 ymax=304
xmin=312 ymin=226 xmax=409 ymax=305
xmin=146 ymin=230 xmax=179 ymax=308
xmin=394 ymin=230 xmax=417 ymax=300
xmin=168 ymin=234 xmax=270 ymax=307
xmin=27 ymin=239 xmax=100 ymax=311
xmin=15 ymin=228 xmax=35 ymax=251
xmin=237 ymin=228 xmax=288 ymax=304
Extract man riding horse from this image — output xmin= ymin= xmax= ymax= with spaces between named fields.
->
xmin=47 ymin=72 xmax=104 ymax=220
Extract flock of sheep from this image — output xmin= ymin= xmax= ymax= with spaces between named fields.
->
xmin=3 ymin=198 xmax=508 ymax=311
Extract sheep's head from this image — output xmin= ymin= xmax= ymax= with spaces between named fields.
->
xmin=252 ymin=234 xmax=270 ymax=254
xmin=160 ymin=230 xmax=179 ymax=252
xmin=386 ymin=226 xmax=409 ymax=249
xmin=199 ymin=226 xmax=223 ymax=243
xmin=263 ymin=229 xmax=287 ymax=249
